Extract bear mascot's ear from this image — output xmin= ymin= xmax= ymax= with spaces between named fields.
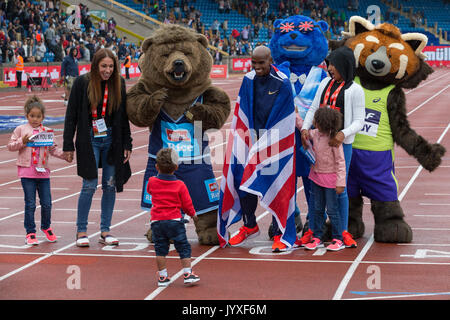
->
xmin=317 ymin=20 xmax=329 ymax=33
xmin=142 ymin=37 xmax=153 ymax=53
xmin=196 ymin=33 xmax=209 ymax=49
xmin=273 ymin=19 xmax=283 ymax=31
xmin=342 ymin=16 xmax=375 ymax=37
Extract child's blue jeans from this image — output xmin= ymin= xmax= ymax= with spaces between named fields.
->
xmin=151 ymin=220 xmax=191 ymax=259
xmin=21 ymin=178 xmax=52 ymax=234
xmin=311 ymin=181 xmax=343 ymax=240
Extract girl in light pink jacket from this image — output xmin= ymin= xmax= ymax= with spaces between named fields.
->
xmin=7 ymin=96 xmax=68 ymax=246
xmin=301 ymin=107 xmax=347 ymax=252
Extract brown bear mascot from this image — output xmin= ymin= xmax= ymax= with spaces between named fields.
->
xmin=127 ymin=24 xmax=231 ymax=245
xmin=331 ymin=16 xmax=446 ymax=243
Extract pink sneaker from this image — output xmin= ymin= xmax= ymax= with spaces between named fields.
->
xmin=25 ymin=233 xmax=39 ymax=246
xmin=326 ymin=239 xmax=345 ymax=251
xmin=42 ymin=228 xmax=57 ymax=242
xmin=304 ymin=237 xmax=324 ymax=250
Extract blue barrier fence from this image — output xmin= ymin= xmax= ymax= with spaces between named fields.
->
xmin=0 ymin=115 xmax=65 ymax=133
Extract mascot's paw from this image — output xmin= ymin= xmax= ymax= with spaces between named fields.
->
xmin=421 ymin=143 xmax=446 ymax=172
xmin=374 ymin=219 xmax=413 ymax=243
xmin=194 ymin=210 xmax=219 ymax=245
xmin=150 ymin=88 xmax=168 ymax=110
xmin=348 ymin=196 xmax=365 ymax=239
xmin=145 ymin=227 xmax=153 ymax=243
xmin=145 ymin=227 xmax=175 ymax=244
xmin=197 ymin=228 xmax=219 ymax=245
xmin=348 ymin=217 xmax=365 ymax=239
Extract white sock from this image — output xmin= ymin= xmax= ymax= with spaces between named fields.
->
xmin=159 ymin=269 xmax=168 ymax=277
xmin=183 ymin=267 xmax=192 ymax=274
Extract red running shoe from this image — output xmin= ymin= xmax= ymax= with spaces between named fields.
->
xmin=272 ymin=235 xmax=287 ymax=252
xmin=25 ymin=233 xmax=39 ymax=246
xmin=300 ymin=229 xmax=313 ymax=247
xmin=342 ymin=231 xmax=357 ymax=248
xmin=229 ymin=225 xmax=260 ymax=246
xmin=41 ymin=228 xmax=57 ymax=242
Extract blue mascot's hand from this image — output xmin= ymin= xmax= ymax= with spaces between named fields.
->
xmin=276 ymin=61 xmax=291 ymax=79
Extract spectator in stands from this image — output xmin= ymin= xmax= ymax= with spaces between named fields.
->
xmin=211 ymin=19 xmax=220 ymax=37
xmin=79 ymin=41 xmax=90 ymax=62
xmin=60 ymin=47 xmax=80 ymax=106
xmin=22 ymin=37 xmax=34 ymax=62
xmin=34 ymin=40 xmax=46 ymax=62
xmin=221 ymin=19 xmax=228 ymax=39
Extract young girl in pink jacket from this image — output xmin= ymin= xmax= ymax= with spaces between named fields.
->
xmin=300 ymin=107 xmax=347 ymax=252
xmin=7 ymin=96 xmax=69 ymax=245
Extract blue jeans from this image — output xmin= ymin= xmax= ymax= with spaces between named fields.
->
xmin=151 ymin=220 xmax=191 ymax=259
xmin=311 ymin=181 xmax=342 ymax=240
xmin=338 ymin=143 xmax=352 ymax=231
xmin=21 ymin=178 xmax=52 ymax=234
xmin=77 ymin=129 xmax=116 ymax=233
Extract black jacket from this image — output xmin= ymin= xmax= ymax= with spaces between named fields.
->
xmin=63 ymin=73 xmax=132 ymax=192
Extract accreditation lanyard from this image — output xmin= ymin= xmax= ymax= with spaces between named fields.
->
xmin=31 ymin=124 xmax=48 ymax=172
xmin=321 ymin=79 xmax=345 ymax=111
xmin=92 ymin=84 xmax=108 ymax=138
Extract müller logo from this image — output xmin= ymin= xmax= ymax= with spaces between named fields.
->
xmin=208 ymin=181 xmax=218 ymax=192
xmin=166 ymin=128 xmax=191 ymax=142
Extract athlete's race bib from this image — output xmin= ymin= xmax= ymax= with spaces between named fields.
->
xmin=161 ymin=121 xmax=200 ymax=158
xmin=359 ymin=108 xmax=381 ymax=137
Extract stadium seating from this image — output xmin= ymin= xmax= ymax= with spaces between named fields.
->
xmin=111 ymin=0 xmax=448 ymax=45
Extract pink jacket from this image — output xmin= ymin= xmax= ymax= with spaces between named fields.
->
xmin=7 ymin=123 xmax=65 ymax=168
xmin=309 ymin=129 xmax=346 ymax=187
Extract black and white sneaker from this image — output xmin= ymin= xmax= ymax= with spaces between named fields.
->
xmin=183 ymin=272 xmax=200 ymax=285
xmin=158 ymin=276 xmax=171 ymax=287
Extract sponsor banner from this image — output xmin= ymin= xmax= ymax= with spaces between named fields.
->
xmin=232 ymin=58 xmax=252 ymax=71
xmin=423 ymin=45 xmax=450 ymax=67
xmin=4 ymin=62 xmax=142 ymax=87
xmin=210 ymin=64 xmax=228 ymax=78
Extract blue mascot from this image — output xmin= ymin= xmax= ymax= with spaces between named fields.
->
xmin=268 ymin=15 xmax=329 ymax=241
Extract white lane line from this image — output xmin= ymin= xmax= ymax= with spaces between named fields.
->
xmin=407 ymin=85 xmax=450 ymax=116
xmin=332 ymin=122 xmax=450 ymax=300
xmin=345 ymin=291 xmax=450 ymax=300
xmin=0 ymin=210 xmax=148 ymax=282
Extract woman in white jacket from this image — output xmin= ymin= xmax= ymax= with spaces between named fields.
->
xmin=301 ymin=46 xmax=365 ymax=248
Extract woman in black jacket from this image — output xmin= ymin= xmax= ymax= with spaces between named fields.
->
xmin=63 ymin=48 xmax=132 ymax=247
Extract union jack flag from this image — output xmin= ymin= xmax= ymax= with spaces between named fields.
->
xmin=279 ymin=22 xmax=295 ymax=33
xmin=217 ymin=66 xmax=297 ymax=248
xmin=298 ymin=21 xmax=315 ymax=32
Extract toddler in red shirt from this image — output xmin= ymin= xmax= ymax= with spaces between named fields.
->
xmin=147 ymin=148 xmax=200 ymax=287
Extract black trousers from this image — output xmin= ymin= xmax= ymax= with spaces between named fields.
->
xmin=16 ymin=71 xmax=22 ymax=88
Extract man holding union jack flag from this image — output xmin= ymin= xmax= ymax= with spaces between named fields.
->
xmin=217 ymin=46 xmax=299 ymax=252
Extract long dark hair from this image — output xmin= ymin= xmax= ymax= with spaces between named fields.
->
xmin=314 ymin=107 xmax=343 ymax=139
xmin=87 ymin=48 xmax=122 ymax=114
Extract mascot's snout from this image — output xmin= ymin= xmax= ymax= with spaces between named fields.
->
xmin=365 ymin=46 xmax=391 ymax=76
xmin=172 ymin=59 xmax=187 ymax=81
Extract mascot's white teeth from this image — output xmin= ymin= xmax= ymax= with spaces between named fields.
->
xmin=283 ymin=45 xmax=307 ymax=51
xmin=173 ymin=72 xmax=185 ymax=79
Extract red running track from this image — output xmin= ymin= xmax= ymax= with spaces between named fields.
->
xmin=0 ymin=70 xmax=449 ymax=301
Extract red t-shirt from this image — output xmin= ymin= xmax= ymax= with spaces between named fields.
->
xmin=147 ymin=174 xmax=196 ymax=221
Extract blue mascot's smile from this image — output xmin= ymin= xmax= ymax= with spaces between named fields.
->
xmin=282 ymin=45 xmax=308 ymax=52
